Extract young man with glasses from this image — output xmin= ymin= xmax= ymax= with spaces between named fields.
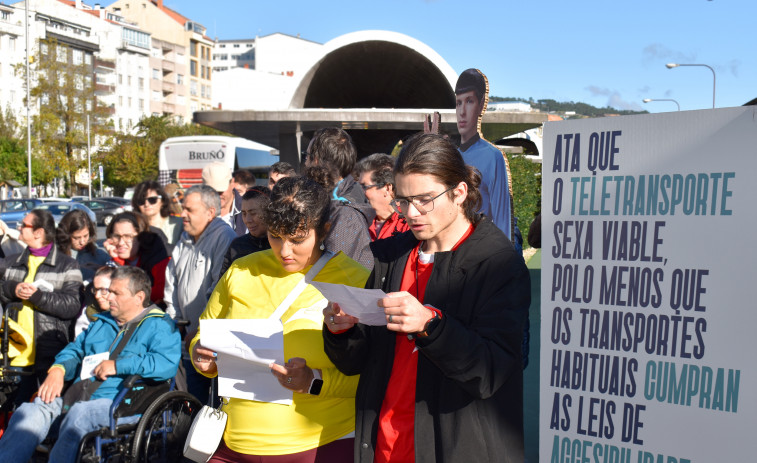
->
xmin=0 ymin=209 xmax=83 ymax=406
xmin=354 ymin=153 xmax=409 ymax=241
xmin=323 ymin=133 xmax=530 ymax=462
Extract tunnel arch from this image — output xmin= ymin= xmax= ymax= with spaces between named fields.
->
xmin=290 ymin=31 xmax=458 ymax=110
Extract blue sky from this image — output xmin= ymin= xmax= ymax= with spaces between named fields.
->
xmin=170 ymin=0 xmax=754 ymax=113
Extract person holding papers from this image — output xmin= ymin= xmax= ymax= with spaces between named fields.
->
xmin=189 ymin=176 xmax=370 ymax=462
xmin=323 ymin=133 xmax=531 ymax=462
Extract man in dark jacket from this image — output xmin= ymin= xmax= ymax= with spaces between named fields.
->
xmin=306 ymin=127 xmax=374 ymax=270
xmin=0 ymin=209 xmax=83 ymax=406
xmin=323 ymin=133 xmax=530 ymax=462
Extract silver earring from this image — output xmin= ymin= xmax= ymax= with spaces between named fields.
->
xmin=319 ymin=242 xmax=325 ymax=251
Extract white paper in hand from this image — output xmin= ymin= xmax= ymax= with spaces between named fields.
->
xmin=80 ymin=352 xmax=109 ymax=380
xmin=200 ymin=319 xmax=292 ymax=404
xmin=309 ymin=281 xmax=388 ymax=325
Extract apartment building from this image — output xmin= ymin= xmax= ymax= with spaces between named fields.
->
xmin=108 ymin=0 xmax=213 ymax=121
xmin=0 ymin=2 xmax=25 ymax=116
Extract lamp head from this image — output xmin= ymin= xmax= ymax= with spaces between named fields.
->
xmin=666 ymin=63 xmax=679 ymax=69
xmin=643 ymin=99 xmax=652 ymax=103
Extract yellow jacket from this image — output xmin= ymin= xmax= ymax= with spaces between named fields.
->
xmin=190 ymin=249 xmax=369 ymax=455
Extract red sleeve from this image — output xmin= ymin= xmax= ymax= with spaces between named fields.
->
xmin=149 ymin=257 xmax=170 ymax=304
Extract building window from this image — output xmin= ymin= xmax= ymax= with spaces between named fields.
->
xmin=190 ymin=60 xmax=197 ymax=76
xmin=119 ymin=74 xmax=123 ymax=84
xmin=128 ymin=75 xmax=132 ymax=86
xmin=152 ymin=90 xmax=161 ymax=101
xmin=177 ymin=74 xmax=184 ymax=85
xmin=41 ymin=43 xmax=48 ymax=55
xmin=190 ymin=41 xmax=197 ymax=57
xmin=190 ymin=80 xmax=197 ymax=96
xmin=152 ymin=68 xmax=160 ymax=79
xmin=73 ymin=49 xmax=83 ymax=65
xmin=75 ymin=75 xmax=83 ymax=90
xmin=85 ymin=53 xmax=92 ymax=65
xmin=9 ymin=36 xmax=15 ymax=51
xmin=233 ymin=44 xmax=240 ymax=48
xmin=139 ymin=77 xmax=144 ymax=89
xmin=57 ymin=45 xmax=66 ymax=63
xmin=128 ymin=97 xmax=132 ymax=108
xmin=139 ymin=98 xmax=144 ymax=110
xmin=119 ymin=96 xmax=123 ymax=106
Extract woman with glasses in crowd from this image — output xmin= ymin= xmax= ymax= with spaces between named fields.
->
xmin=55 ymin=209 xmax=110 ymax=284
xmin=103 ymin=211 xmax=170 ymax=307
xmin=131 ymin=180 xmax=183 ymax=249
xmin=190 ymin=176 xmax=369 ymax=462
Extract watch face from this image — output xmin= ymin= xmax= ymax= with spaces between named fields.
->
xmin=309 ymin=379 xmax=324 ymax=395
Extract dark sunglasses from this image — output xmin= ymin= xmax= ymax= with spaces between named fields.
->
xmin=139 ymin=196 xmax=160 ymax=206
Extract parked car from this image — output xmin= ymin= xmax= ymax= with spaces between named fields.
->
xmin=75 ymin=199 xmax=126 ymax=226
xmin=0 ymin=199 xmax=44 ymax=229
xmin=75 ymin=196 xmax=132 ymax=212
xmin=34 ymin=202 xmax=97 ymax=226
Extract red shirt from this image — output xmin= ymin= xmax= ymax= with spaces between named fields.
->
xmin=374 ymin=225 xmax=474 ymax=463
xmin=370 ymin=212 xmax=410 ymax=241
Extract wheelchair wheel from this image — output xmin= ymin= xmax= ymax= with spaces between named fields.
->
xmin=131 ymin=390 xmax=202 ymax=463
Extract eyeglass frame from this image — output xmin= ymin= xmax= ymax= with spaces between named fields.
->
xmin=110 ymin=233 xmax=138 ymax=243
xmin=390 ymin=186 xmax=456 ymax=216
xmin=93 ymin=287 xmax=110 ymax=296
xmin=360 ymin=183 xmax=385 ymax=191
xmin=17 ymin=222 xmax=35 ymax=230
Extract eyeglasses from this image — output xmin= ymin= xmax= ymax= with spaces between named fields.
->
xmin=17 ymin=222 xmax=34 ymax=230
xmin=361 ymin=183 xmax=385 ymax=191
xmin=111 ymin=234 xmax=138 ymax=243
xmin=139 ymin=196 xmax=160 ymax=206
xmin=94 ymin=287 xmax=110 ymax=295
xmin=390 ymin=186 xmax=455 ymax=216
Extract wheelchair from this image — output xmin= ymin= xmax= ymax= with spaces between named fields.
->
xmin=74 ymin=374 xmax=202 ymax=463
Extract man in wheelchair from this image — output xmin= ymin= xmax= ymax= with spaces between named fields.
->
xmin=0 ymin=266 xmax=181 ymax=463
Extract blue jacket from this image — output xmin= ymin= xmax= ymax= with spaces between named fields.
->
xmin=52 ymin=306 xmax=181 ymax=401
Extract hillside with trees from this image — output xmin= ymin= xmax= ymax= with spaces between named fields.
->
xmin=490 ymin=96 xmax=647 ymax=118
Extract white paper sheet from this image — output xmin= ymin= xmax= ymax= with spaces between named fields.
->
xmin=200 ymin=319 xmax=292 ymax=404
xmin=309 ymin=281 xmax=388 ymax=326
xmin=80 ymin=352 xmax=109 ymax=380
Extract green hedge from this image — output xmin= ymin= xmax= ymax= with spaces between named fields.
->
xmin=506 ymin=154 xmax=542 ymax=248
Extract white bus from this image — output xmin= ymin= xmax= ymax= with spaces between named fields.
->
xmin=158 ymin=135 xmax=279 ymax=188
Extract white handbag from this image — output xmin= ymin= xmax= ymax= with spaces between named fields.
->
xmin=182 ymin=252 xmax=334 ymax=462
xmin=183 ymin=404 xmax=228 ymax=462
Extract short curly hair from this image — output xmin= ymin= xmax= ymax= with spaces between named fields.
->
xmin=264 ymin=176 xmax=330 ymax=240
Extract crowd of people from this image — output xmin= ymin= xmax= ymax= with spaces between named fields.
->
xmin=0 ymin=68 xmax=531 ymax=463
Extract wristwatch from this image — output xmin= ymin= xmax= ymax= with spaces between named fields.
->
xmin=308 ymin=369 xmax=323 ymax=395
xmin=416 ymin=311 xmax=441 ymax=338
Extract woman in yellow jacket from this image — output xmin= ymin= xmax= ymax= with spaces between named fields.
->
xmin=190 ymin=176 xmax=369 ymax=462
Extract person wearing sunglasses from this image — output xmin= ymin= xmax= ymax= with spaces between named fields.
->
xmin=323 ymin=133 xmax=530 ymax=462
xmin=131 ymin=181 xmax=183 ymax=249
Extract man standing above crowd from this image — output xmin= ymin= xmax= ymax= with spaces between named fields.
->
xmin=324 ymin=133 xmax=530 ymax=462
xmin=164 ymin=184 xmax=236 ymax=403
xmin=353 ymin=153 xmax=409 ymax=241
xmin=0 ymin=209 xmax=82 ymax=406
xmin=306 ymin=127 xmax=374 ymax=269
xmin=202 ymin=162 xmax=246 ymax=236
xmin=0 ymin=266 xmax=180 ymax=463
xmin=231 ymin=168 xmax=256 ymax=196
xmin=455 ymin=68 xmax=513 ymax=242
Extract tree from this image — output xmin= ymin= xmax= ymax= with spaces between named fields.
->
xmin=17 ymin=38 xmax=113 ymax=195
xmin=102 ymin=115 xmax=228 ymax=193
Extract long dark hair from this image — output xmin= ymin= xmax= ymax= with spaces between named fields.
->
xmin=396 ymin=133 xmax=482 ymax=223
xmin=56 ymin=209 xmax=97 ymax=255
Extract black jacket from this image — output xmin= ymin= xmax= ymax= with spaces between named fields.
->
xmin=0 ymin=246 xmax=83 ymax=373
xmin=323 ymin=218 xmax=530 ymax=463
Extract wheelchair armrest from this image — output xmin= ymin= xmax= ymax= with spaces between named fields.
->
xmin=122 ymin=374 xmax=143 ymax=389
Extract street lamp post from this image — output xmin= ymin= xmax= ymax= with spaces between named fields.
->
xmin=666 ymin=63 xmax=716 ymax=108
xmin=643 ymin=98 xmax=681 ymax=111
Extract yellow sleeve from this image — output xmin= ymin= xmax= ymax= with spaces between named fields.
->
xmin=188 ymin=267 xmax=233 ymax=378
xmin=318 ymin=366 xmax=360 ymax=398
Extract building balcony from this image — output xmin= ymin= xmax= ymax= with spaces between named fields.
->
xmin=162 ymin=60 xmax=175 ymax=73
xmin=162 ymin=102 xmax=175 ymax=113
xmin=45 ymin=25 xmax=99 ymax=52
xmin=95 ymin=83 xmax=116 ymax=94
xmin=162 ymin=82 xmax=175 ymax=94
xmin=94 ymin=58 xmax=116 ymax=72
